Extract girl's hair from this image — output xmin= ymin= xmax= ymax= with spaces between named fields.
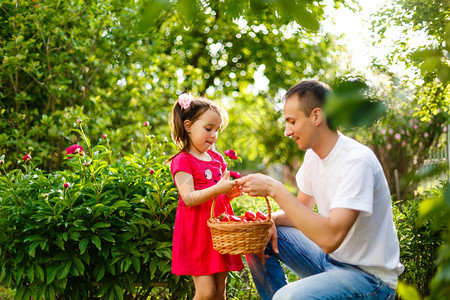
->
xmin=169 ymin=95 xmax=228 ymax=159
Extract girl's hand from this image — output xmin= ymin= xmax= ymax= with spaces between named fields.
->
xmin=226 ymin=185 xmax=243 ymax=200
xmin=215 ymin=171 xmax=237 ymax=195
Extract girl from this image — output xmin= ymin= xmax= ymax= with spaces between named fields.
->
xmin=169 ymin=93 xmax=244 ymax=299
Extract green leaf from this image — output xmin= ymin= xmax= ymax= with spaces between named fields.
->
xmin=46 ymin=265 xmax=58 ymax=284
xmin=113 ymin=283 xmax=124 ymax=300
xmin=397 ymin=282 xmax=421 ymax=300
xmin=92 ymin=222 xmax=111 ymax=230
xmin=94 ymin=263 xmax=105 ymax=282
xmin=27 ymin=264 xmax=35 ymax=283
xmin=149 ymin=259 xmax=158 ymax=278
xmin=53 ymin=238 xmax=64 ymax=250
xmin=57 ymin=260 xmax=72 ymax=280
xmin=28 ymin=241 xmax=40 ymax=257
xmin=123 ymin=257 xmax=132 ymax=272
xmin=15 ymin=286 xmax=26 ymax=300
xmin=37 ymin=283 xmax=46 ymax=300
xmin=112 ymin=200 xmax=131 ymax=210
xmin=16 ymin=265 xmax=24 ymax=283
xmin=106 ymin=262 xmax=116 ymax=275
xmin=24 ymin=235 xmax=46 ymax=242
xmin=72 ymin=256 xmax=85 ymax=275
xmin=46 ymin=284 xmax=56 ymax=300
xmin=79 ymin=238 xmax=89 ymax=254
xmin=14 ymin=252 xmax=25 ymax=265
xmin=131 ymin=256 xmax=141 ymax=273
xmin=92 ymin=235 xmax=102 ymax=250
xmin=80 ymin=252 xmax=90 ymax=265
xmin=177 ymin=0 xmax=199 ymax=26
xmin=35 ymin=264 xmax=45 ymax=282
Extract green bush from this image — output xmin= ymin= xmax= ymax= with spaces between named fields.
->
xmin=0 ymin=123 xmax=191 ymax=299
xmin=394 ymin=184 xmax=446 ymax=296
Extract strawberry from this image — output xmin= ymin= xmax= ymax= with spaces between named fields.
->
xmin=256 ymin=211 xmax=267 ymax=220
xmin=229 ymin=215 xmax=241 ymax=222
xmin=219 ymin=213 xmax=230 ymax=222
xmin=244 ymin=211 xmax=256 ymax=221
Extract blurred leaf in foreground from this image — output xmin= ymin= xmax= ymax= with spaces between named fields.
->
xmin=324 ymin=80 xmax=387 ymax=130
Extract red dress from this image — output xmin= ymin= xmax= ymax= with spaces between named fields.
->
xmin=170 ymin=150 xmax=244 ymax=275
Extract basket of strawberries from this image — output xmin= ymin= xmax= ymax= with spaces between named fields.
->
xmin=207 ymin=196 xmax=273 ymax=256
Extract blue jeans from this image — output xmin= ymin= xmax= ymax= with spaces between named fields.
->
xmin=245 ymin=226 xmax=396 ymax=300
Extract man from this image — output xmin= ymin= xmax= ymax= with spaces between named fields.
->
xmin=237 ymin=80 xmax=403 ymax=299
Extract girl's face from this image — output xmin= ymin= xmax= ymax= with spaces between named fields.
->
xmin=184 ymin=109 xmax=222 ymax=156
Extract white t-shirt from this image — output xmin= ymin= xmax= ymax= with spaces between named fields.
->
xmin=296 ymin=133 xmax=404 ymax=289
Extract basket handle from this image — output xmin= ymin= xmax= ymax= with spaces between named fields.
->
xmin=210 ymin=195 xmax=272 ymax=220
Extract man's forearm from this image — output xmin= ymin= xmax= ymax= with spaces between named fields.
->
xmin=272 ymin=210 xmax=295 ymax=227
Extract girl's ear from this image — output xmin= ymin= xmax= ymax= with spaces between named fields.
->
xmin=183 ymin=120 xmax=192 ymax=133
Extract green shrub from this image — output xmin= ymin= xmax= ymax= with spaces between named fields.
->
xmin=0 ymin=124 xmax=191 ymax=299
xmin=394 ymin=185 xmax=446 ymax=296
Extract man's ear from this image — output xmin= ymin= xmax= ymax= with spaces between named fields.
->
xmin=310 ymin=108 xmax=324 ymax=125
xmin=184 ymin=120 xmax=191 ymax=133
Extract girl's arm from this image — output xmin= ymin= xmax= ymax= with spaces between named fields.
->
xmin=174 ymin=171 xmax=237 ymax=207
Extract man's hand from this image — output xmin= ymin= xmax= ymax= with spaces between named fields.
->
xmin=266 ymin=220 xmax=279 ymax=256
xmin=236 ymin=173 xmax=280 ymax=198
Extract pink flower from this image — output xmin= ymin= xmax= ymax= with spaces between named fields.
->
xmin=224 ymin=149 xmax=238 ymax=160
xmin=394 ymin=133 xmax=401 ymax=141
xmin=22 ymin=154 xmax=31 ymax=162
xmin=381 ymin=129 xmax=386 ymax=135
xmin=143 ymin=121 xmax=149 ymax=127
xmin=76 ymin=118 xmax=82 ymax=124
xmin=102 ymin=134 xmax=106 ymax=139
xmin=178 ymin=93 xmax=193 ymax=109
xmin=424 ymin=132 xmax=429 ymax=138
xmin=388 ymin=128 xmax=394 ymax=135
xmin=229 ymin=171 xmax=241 ymax=179
xmin=66 ymin=144 xmax=84 ymax=159
xmin=444 ymin=126 xmax=448 ymax=133
xmin=64 ymin=182 xmax=70 ymax=189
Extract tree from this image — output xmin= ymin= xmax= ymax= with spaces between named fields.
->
xmin=0 ymin=0 xmax=346 ymax=173
xmin=362 ymin=0 xmax=450 ymax=201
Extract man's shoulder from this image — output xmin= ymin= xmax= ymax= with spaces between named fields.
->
xmin=340 ymin=134 xmax=374 ymax=156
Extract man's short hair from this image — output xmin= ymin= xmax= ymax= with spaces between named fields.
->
xmin=284 ymin=79 xmax=331 ymax=116
xmin=284 ymin=79 xmax=334 ymax=129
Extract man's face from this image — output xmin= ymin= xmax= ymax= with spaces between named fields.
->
xmin=283 ymin=95 xmax=318 ymax=151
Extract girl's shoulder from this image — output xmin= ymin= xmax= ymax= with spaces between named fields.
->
xmin=207 ymin=149 xmax=225 ymax=163
xmin=170 ymin=151 xmax=193 ymax=171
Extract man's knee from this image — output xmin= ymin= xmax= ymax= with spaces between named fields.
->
xmin=272 ymin=285 xmax=297 ymax=300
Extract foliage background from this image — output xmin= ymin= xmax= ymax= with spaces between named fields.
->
xmin=1 ymin=0 xmax=449 ymax=299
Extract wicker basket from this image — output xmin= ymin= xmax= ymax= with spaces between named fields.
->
xmin=207 ymin=196 xmax=273 ymax=256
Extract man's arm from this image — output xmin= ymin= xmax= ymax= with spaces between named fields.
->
xmin=238 ymin=173 xmax=359 ymax=254
xmin=271 ymin=190 xmax=315 ymax=227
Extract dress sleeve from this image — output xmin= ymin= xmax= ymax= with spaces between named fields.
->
xmin=170 ymin=153 xmax=192 ymax=177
